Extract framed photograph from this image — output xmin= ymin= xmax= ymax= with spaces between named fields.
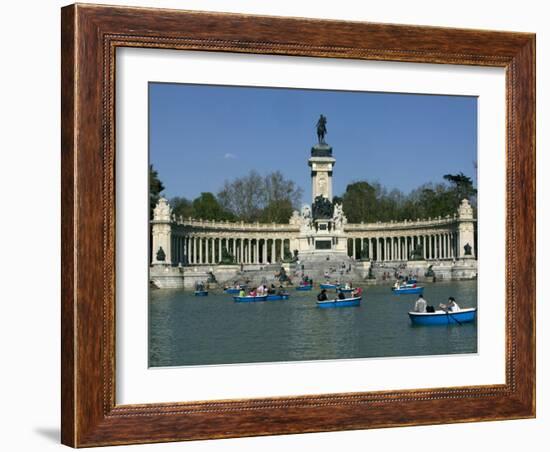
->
xmin=61 ymin=3 xmax=535 ymax=447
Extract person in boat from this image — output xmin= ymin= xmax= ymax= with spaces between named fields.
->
xmin=352 ymin=287 xmax=363 ymax=298
xmin=439 ymin=297 xmax=460 ymax=312
xmin=268 ymin=284 xmax=276 ymax=295
xmin=393 ymin=280 xmax=401 ymax=289
xmin=238 ymin=288 xmax=246 ymax=297
xmin=337 ymin=290 xmax=346 ymax=300
xmin=249 ymin=288 xmax=257 ymax=297
xmin=317 ymin=289 xmax=328 ymax=301
xmin=414 ymin=294 xmax=427 ymax=313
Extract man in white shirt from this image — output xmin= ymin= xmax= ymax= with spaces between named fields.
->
xmin=414 ymin=295 xmax=427 ymax=313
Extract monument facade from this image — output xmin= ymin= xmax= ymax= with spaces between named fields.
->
xmin=150 ymin=115 xmax=478 ymax=288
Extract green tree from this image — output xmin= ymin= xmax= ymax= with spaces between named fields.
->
xmin=443 ymin=172 xmax=477 ymax=206
xmin=192 ymin=192 xmax=233 ymax=221
xmin=260 ymin=199 xmax=294 ymax=223
xmin=149 ymin=164 xmax=165 ymax=218
xmin=170 ymin=196 xmax=193 ymax=220
xmin=341 ymin=181 xmax=378 ymax=223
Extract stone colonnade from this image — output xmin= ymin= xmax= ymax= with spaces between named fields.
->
xmin=151 ymin=198 xmax=476 ymax=266
xmin=171 ymin=235 xmax=293 ymax=266
xmin=347 ymin=231 xmax=458 ymax=261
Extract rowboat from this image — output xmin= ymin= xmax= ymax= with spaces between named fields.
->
xmin=266 ymin=293 xmax=290 ymax=301
xmin=296 ymin=285 xmax=313 ymax=291
xmin=233 ymin=295 xmax=269 ymax=302
xmin=194 ymin=290 xmax=208 ymax=296
xmin=317 ymin=296 xmax=361 ymax=308
xmin=392 ymin=286 xmax=424 ymax=295
xmin=408 ymin=307 xmax=477 ymax=325
xmin=320 ymin=283 xmax=339 ymax=290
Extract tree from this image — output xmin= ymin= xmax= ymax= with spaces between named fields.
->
xmin=218 ymin=170 xmax=303 ymax=223
xmin=170 ymin=196 xmax=193 ymax=220
xmin=217 ymin=170 xmax=265 ymax=221
xmin=149 ymin=164 xmax=165 ymax=218
xmin=260 ymin=199 xmax=294 ymax=223
xmin=341 ymin=181 xmax=378 ymax=223
xmin=443 ymin=172 xmax=477 ymax=205
xmin=192 ymin=192 xmax=233 ymax=221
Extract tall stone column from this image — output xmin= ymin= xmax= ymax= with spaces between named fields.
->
xmin=240 ymin=238 xmax=244 ymax=264
xmin=423 ymin=235 xmax=427 ymax=259
xmin=151 ymin=197 xmax=173 ymax=265
xmin=271 ymin=239 xmax=277 ymax=264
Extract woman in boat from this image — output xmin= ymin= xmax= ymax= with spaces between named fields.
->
xmin=238 ymin=288 xmax=246 ymax=297
xmin=249 ymin=287 xmax=257 ymax=297
xmin=352 ymin=287 xmax=363 ymax=298
xmin=317 ymin=289 xmax=328 ymax=301
xmin=337 ymin=290 xmax=346 ymax=300
xmin=439 ymin=297 xmax=460 ymax=312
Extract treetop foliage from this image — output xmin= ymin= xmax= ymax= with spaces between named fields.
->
xmin=151 ymin=165 xmax=476 ymax=224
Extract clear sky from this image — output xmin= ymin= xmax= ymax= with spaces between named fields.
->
xmin=149 ymin=82 xmax=477 ymax=203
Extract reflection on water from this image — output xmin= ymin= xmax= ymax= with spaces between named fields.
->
xmin=149 ymin=280 xmax=477 ymax=367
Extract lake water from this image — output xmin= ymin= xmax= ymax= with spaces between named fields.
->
xmin=149 ymin=280 xmax=477 ymax=367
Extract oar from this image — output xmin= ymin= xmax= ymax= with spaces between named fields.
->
xmin=446 ymin=310 xmax=462 ymax=326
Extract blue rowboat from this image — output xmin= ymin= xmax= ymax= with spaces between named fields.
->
xmin=194 ymin=290 xmax=208 ymax=296
xmin=266 ymin=293 xmax=290 ymax=301
xmin=317 ymin=296 xmax=361 ymax=308
xmin=320 ymin=283 xmax=339 ymax=290
xmin=392 ymin=286 xmax=424 ymax=295
xmin=296 ymin=285 xmax=313 ymax=291
xmin=233 ymin=295 xmax=269 ymax=302
xmin=409 ymin=308 xmax=477 ymax=325
xmin=224 ymin=288 xmax=242 ymax=294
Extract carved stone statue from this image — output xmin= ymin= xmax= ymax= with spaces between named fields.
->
xmin=333 ymin=203 xmax=346 ymax=231
xmin=464 ymin=243 xmax=472 ymax=256
xmin=316 ymin=114 xmax=327 ymax=144
xmin=156 ymin=246 xmax=166 ymax=262
xmin=301 ymin=204 xmax=312 ymax=220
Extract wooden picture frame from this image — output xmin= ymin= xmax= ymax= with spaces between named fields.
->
xmin=61 ymin=3 xmax=535 ymax=447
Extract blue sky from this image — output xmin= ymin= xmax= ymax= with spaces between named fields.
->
xmin=149 ymin=83 xmax=477 ymax=203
